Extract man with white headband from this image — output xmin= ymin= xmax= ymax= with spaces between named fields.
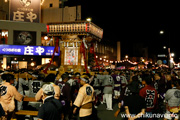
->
xmin=73 ymin=75 xmax=94 ymax=120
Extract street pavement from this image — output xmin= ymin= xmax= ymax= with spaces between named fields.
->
xmin=96 ymin=99 xmax=164 ymax=120
xmin=96 ymin=99 xmax=123 ymax=120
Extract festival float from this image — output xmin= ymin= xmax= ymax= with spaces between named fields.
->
xmin=44 ymin=21 xmax=103 ymax=75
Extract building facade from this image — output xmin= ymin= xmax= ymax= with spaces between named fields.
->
xmin=0 ymin=0 xmax=119 ymax=70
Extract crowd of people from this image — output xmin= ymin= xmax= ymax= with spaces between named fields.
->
xmin=0 ymin=68 xmax=180 ymax=120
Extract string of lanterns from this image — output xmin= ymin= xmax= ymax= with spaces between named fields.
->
xmin=96 ymin=57 xmax=138 ymax=65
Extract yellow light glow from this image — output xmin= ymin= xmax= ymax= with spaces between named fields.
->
xmin=31 ymin=62 xmax=35 ymax=66
xmin=41 ymin=0 xmax=45 ymax=5
xmin=160 ymin=30 xmax=164 ymax=34
xmin=125 ymin=55 xmax=128 ymax=59
xmin=2 ymin=31 xmax=8 ymax=37
xmin=44 ymin=36 xmax=48 ymax=40
xmin=86 ymin=18 xmax=92 ymax=22
xmin=171 ymin=53 xmax=175 ymax=57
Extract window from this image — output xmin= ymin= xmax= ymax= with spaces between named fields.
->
xmin=49 ymin=3 xmax=53 ymax=8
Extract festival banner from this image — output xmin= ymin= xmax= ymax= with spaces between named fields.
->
xmin=64 ymin=47 xmax=78 ymax=65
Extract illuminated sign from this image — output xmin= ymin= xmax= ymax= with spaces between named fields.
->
xmin=10 ymin=0 xmax=41 ymax=23
xmin=158 ymin=54 xmax=166 ymax=57
xmin=0 ymin=45 xmax=60 ymax=56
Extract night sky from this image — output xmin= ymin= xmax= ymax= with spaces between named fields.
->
xmin=66 ymin=0 xmax=180 ymax=62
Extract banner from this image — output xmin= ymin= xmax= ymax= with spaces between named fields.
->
xmin=0 ymin=45 xmax=60 ymax=56
xmin=64 ymin=47 xmax=78 ymax=65
xmin=9 ymin=0 xmax=41 ymax=23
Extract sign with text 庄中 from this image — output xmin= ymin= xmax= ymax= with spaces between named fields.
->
xmin=0 ymin=45 xmax=60 ymax=56
xmin=9 ymin=0 xmax=40 ymax=23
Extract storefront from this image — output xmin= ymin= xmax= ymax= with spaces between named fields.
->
xmin=0 ymin=20 xmax=47 ymax=70
xmin=0 ymin=44 xmax=60 ymax=70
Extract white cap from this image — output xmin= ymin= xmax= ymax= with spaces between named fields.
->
xmin=42 ymin=84 xmax=54 ymax=95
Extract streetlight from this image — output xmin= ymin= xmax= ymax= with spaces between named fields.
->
xmin=163 ymin=46 xmax=166 ymax=49
xmin=86 ymin=18 xmax=92 ymax=22
xmin=159 ymin=30 xmax=173 ymax=69
xmin=125 ymin=55 xmax=128 ymax=59
xmin=160 ymin=30 xmax=164 ymax=34
xmin=171 ymin=53 xmax=175 ymax=57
